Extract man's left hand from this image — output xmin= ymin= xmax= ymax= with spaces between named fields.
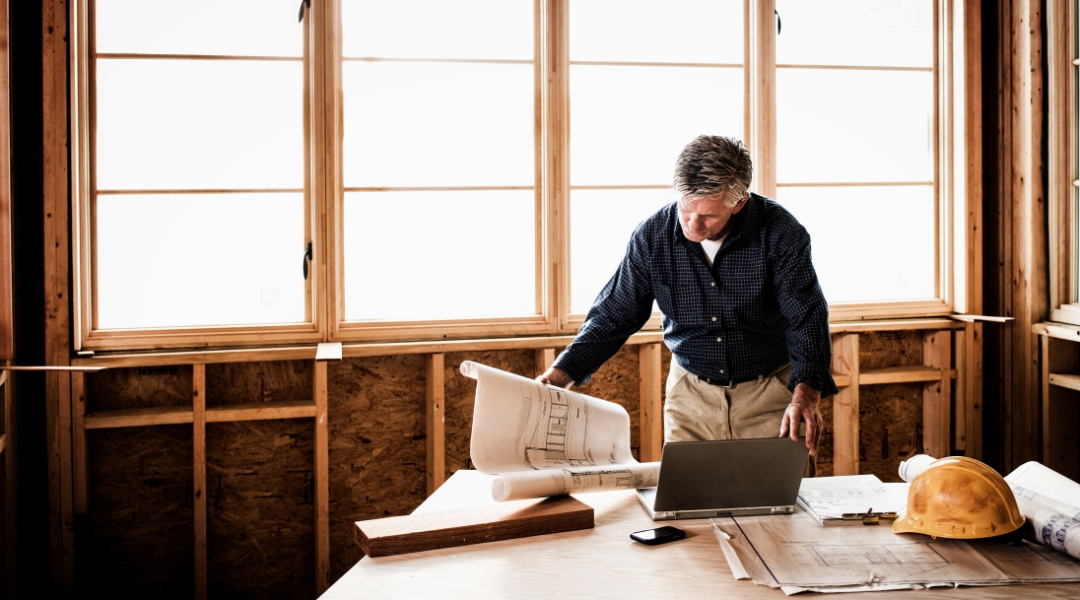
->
xmin=779 ymin=383 xmax=823 ymax=456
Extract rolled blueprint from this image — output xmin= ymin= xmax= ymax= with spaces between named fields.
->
xmin=461 ymin=360 xmax=634 ymax=474
xmin=1015 ymin=496 xmax=1080 ymax=560
xmin=898 ymin=454 xmax=938 ymax=482
xmin=1006 ymin=461 xmax=1080 ymax=560
xmin=491 ymin=462 xmax=661 ymax=502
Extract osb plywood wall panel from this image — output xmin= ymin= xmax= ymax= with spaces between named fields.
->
xmin=326 ymin=355 xmax=427 ymax=582
xmin=816 ymin=394 xmax=835 ymax=477
xmin=859 ymin=331 xmax=923 ymax=368
xmin=87 ymin=365 xmax=191 ymax=411
xmin=859 ymin=384 xmax=924 ymax=482
xmin=77 ymin=425 xmax=194 ymax=597
xmin=444 ymin=350 xmax=536 ymax=479
xmin=206 ymin=360 xmax=312 ymax=405
xmin=206 ymin=420 xmax=315 ymax=599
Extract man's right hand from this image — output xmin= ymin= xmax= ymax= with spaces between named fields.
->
xmin=537 ymin=367 xmax=574 ymax=389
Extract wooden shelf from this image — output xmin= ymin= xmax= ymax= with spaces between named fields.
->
xmin=861 ymin=365 xmax=951 ymax=385
xmin=85 ymin=405 xmax=193 ymax=429
xmin=206 ymin=400 xmax=316 ymax=423
xmin=1049 ymin=372 xmax=1080 ymax=392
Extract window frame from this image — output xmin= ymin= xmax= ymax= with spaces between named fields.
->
xmin=1049 ymin=0 xmax=1080 ymax=324
xmin=70 ymin=0 xmax=972 ymax=352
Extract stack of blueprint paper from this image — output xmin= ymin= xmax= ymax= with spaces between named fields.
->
xmin=796 ymin=475 xmax=907 ymax=526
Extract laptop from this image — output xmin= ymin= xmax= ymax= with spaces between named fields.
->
xmin=637 ymin=437 xmax=809 ymax=520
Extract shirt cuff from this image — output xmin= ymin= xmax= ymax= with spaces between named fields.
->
xmin=551 ymin=354 xmax=593 ymax=387
xmin=787 ymin=362 xmax=838 ymax=398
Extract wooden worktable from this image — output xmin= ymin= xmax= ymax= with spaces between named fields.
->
xmin=321 ymin=471 xmax=1080 ymax=599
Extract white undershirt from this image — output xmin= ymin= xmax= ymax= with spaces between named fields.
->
xmin=700 ymin=235 xmax=726 ymax=268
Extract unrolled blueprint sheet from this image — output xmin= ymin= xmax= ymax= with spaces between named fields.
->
xmin=461 ymin=361 xmax=658 ymax=501
xmin=797 ymin=475 xmax=907 ymax=520
xmin=712 ymin=509 xmax=1080 ymax=595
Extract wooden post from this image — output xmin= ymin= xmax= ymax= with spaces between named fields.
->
xmin=1040 ymin=333 xmax=1051 ymax=463
xmin=2 ymin=368 xmax=13 ymax=599
xmin=193 ymin=364 xmax=207 ymax=600
xmin=831 ymin=334 xmax=860 ymax=475
xmin=953 ymin=329 xmax=967 ymax=453
xmin=314 ymin=360 xmax=329 ymax=594
xmin=638 ymin=343 xmax=663 ymax=462
xmin=922 ymin=331 xmax=952 ymax=458
xmin=43 ymin=0 xmax=75 ymax=590
xmin=426 ymin=354 xmax=446 ymax=495
xmin=72 ymin=372 xmax=88 ymax=514
xmin=534 ymin=348 xmax=555 ymax=378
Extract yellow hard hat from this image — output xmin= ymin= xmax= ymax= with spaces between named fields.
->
xmin=892 ymin=456 xmax=1025 ymax=539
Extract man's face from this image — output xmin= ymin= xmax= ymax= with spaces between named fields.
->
xmin=677 ymin=193 xmax=748 ymax=242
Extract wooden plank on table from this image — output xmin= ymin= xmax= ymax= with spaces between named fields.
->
xmin=1048 ymin=372 xmax=1080 ymax=392
xmin=426 ymin=354 xmax=446 ymax=496
xmin=84 ymin=405 xmax=194 ymax=429
xmin=72 ymin=372 xmax=88 ymax=514
xmin=206 ymin=400 xmax=316 ymax=423
xmin=534 ymin=348 xmax=554 ymax=378
xmin=922 ymin=331 xmax=952 ymax=459
xmin=860 ymin=365 xmax=951 ymax=385
xmin=193 ymin=364 xmax=207 ymax=600
xmin=314 ymin=360 xmax=329 ymax=594
xmin=639 ymin=343 xmax=663 ymax=462
xmin=354 ymin=495 xmax=594 ymax=558
xmin=831 ymin=334 xmax=859 ymax=476
xmin=315 ymin=342 xmax=342 ymax=361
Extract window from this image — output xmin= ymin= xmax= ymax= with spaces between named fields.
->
xmin=71 ymin=0 xmax=969 ymax=350
xmin=84 ymin=0 xmax=312 ymax=342
xmin=1049 ymin=0 xmax=1080 ymax=324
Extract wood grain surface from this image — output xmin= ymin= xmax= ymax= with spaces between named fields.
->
xmin=354 ymin=493 xmax=593 ymax=557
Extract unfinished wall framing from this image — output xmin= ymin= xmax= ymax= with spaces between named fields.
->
xmin=57 ymin=320 xmax=976 ymax=597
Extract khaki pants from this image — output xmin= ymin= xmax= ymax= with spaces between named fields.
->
xmin=664 ymin=360 xmax=816 ymax=477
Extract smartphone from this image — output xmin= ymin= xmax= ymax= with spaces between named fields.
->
xmin=630 ymin=526 xmax=686 ymax=546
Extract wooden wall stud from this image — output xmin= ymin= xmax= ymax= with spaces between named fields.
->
xmin=426 ymin=354 xmax=446 ymax=495
xmin=831 ymin=334 xmax=860 ymax=475
xmin=193 ymin=364 xmax=207 ymax=600
xmin=638 ymin=343 xmax=663 ymax=462
xmin=922 ymin=331 xmax=952 ymax=458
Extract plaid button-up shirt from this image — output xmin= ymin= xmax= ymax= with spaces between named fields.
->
xmin=553 ymin=193 xmax=838 ymax=397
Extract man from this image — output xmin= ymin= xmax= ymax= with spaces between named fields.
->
xmin=538 ymin=135 xmax=836 ymax=458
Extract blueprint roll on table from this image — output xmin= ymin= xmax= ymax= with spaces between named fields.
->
xmin=1006 ymin=461 xmax=1080 ymax=561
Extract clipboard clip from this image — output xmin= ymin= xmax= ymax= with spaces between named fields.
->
xmin=840 ymin=507 xmax=899 ymax=526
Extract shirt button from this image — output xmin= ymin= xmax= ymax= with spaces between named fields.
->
xmin=716 ymin=337 xmax=722 ymax=342
xmin=711 ymin=316 xmax=717 ymax=322
xmin=720 ymin=370 xmax=725 ymax=374
xmin=710 ymin=282 xmax=716 ymax=287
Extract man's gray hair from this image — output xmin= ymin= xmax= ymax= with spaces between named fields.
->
xmin=673 ymin=135 xmax=753 ymax=207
